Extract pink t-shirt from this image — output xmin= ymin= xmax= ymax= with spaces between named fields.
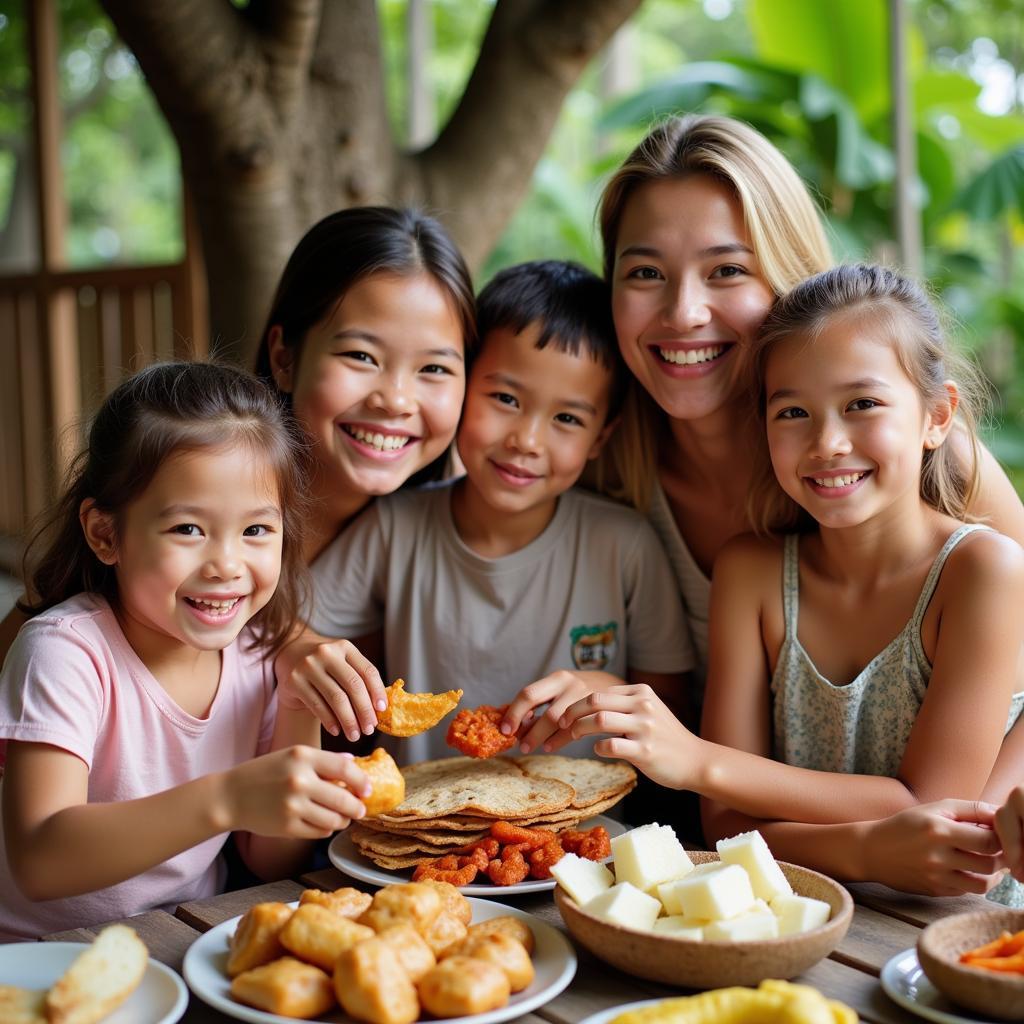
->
xmin=0 ymin=593 xmax=277 ymax=940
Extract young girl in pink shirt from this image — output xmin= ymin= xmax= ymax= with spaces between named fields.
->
xmin=0 ymin=361 xmax=370 ymax=940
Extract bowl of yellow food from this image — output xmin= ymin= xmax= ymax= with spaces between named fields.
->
xmin=552 ymin=827 xmax=853 ymax=989
xmin=917 ymin=909 xmax=1024 ymax=1020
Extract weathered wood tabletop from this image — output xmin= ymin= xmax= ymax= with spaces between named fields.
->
xmin=42 ymin=864 xmax=994 ymax=1024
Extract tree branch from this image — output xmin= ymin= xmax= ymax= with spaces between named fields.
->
xmin=249 ymin=0 xmax=321 ymax=111
xmin=407 ymin=0 xmax=642 ymax=268
xmin=99 ymin=1 xmax=248 ymax=117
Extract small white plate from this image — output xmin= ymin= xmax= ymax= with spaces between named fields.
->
xmin=0 ymin=941 xmax=188 ymax=1024
xmin=183 ymin=896 xmax=576 ymax=1024
xmin=881 ymin=948 xmax=1002 ymax=1024
xmin=577 ymin=998 xmax=670 ymax=1024
xmin=329 ymin=814 xmax=625 ymax=894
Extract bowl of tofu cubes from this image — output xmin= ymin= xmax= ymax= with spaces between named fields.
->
xmin=552 ymin=825 xmax=852 ymax=988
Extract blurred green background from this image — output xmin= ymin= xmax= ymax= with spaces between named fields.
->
xmin=1 ymin=0 xmax=1021 ymax=490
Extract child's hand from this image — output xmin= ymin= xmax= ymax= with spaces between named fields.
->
xmin=558 ymin=683 xmax=697 ymax=788
xmin=275 ymin=634 xmax=387 ymax=742
xmin=501 ymin=670 xmax=624 ymax=754
xmin=222 ymin=747 xmax=372 ymax=838
xmin=862 ymin=799 xmax=1004 ymax=896
xmin=995 ymin=786 xmax=1024 ymax=882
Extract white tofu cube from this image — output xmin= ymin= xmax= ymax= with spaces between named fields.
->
xmin=657 ymin=871 xmax=724 ymax=915
xmin=551 ymin=852 xmax=614 ymax=906
xmin=583 ymin=881 xmax=663 ymax=931
xmin=771 ymin=893 xmax=831 ymax=935
xmin=704 ymin=910 xmax=779 ymax=941
xmin=664 ymin=862 xmax=754 ymax=921
xmin=610 ymin=824 xmax=693 ymax=892
xmin=651 ymin=916 xmax=705 ymax=940
xmin=716 ymin=830 xmax=792 ymax=902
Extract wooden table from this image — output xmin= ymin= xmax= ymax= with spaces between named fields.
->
xmin=42 ymin=865 xmax=996 ymax=1024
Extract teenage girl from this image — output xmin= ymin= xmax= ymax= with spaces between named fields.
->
xmin=551 ymin=265 xmax=1024 ymax=890
xmin=0 ymin=362 xmax=370 ymax=940
xmin=253 ymin=206 xmax=478 ymax=743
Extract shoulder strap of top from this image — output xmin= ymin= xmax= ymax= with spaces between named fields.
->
xmin=909 ymin=524 xmax=991 ymax=629
xmin=782 ymin=533 xmax=800 ymax=632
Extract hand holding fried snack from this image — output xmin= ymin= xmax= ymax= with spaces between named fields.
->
xmin=377 ymin=679 xmax=463 ymax=738
xmin=351 ymin=748 xmax=406 ymax=817
xmin=447 ymin=705 xmax=517 ymax=759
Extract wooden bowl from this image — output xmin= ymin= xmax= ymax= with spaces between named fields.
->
xmin=918 ymin=909 xmax=1024 ymax=1020
xmin=554 ymin=851 xmax=852 ymax=988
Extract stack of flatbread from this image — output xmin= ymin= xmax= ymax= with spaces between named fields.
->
xmin=349 ymin=754 xmax=636 ymax=871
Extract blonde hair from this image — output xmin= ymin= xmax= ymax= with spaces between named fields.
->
xmin=746 ymin=264 xmax=986 ymax=534
xmin=592 ymin=115 xmax=835 ymax=511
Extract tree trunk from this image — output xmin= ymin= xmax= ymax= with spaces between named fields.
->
xmin=99 ymin=0 xmax=641 ymax=366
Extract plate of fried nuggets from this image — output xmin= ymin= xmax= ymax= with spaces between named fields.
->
xmin=0 ymin=924 xmax=187 ymax=1024
xmin=182 ymin=880 xmax=576 ymax=1024
xmin=332 ymin=754 xmax=635 ymax=893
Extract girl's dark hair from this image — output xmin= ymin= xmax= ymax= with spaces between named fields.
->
xmin=254 ymin=206 xmax=477 ymax=485
xmin=20 ymin=361 xmax=311 ymax=656
xmin=746 ymin=263 xmax=986 ymax=534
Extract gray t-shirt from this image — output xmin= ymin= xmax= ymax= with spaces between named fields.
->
xmin=310 ymin=482 xmax=694 ymax=763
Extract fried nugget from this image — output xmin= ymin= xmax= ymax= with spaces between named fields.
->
xmin=298 ymin=886 xmax=373 ymax=919
xmin=376 ymin=678 xmax=463 ymax=738
xmin=358 ymin=882 xmax=443 ymax=936
xmin=45 ymin=924 xmax=148 ymax=1024
xmin=466 ymin=915 xmax=535 ymax=955
xmin=230 ymin=956 xmax=336 ymax=1018
xmin=417 ymin=878 xmax=472 ymax=925
xmin=421 ymin=910 xmax=468 ymax=958
xmin=449 ymin=932 xmax=534 ymax=992
xmin=417 ymin=956 xmax=511 ymax=1017
xmin=279 ymin=903 xmax=375 ymax=972
xmin=226 ymin=902 xmax=294 ymax=978
xmin=352 ymin=747 xmax=406 ymax=817
xmin=375 ymin=924 xmax=437 ymax=982
xmin=334 ymin=937 xmax=419 ymax=1024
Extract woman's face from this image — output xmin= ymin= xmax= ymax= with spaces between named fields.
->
xmin=611 ymin=174 xmax=775 ymax=423
xmin=272 ymin=272 xmax=466 ymax=498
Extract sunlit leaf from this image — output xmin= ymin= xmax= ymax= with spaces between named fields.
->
xmin=748 ymin=0 xmax=888 ymax=121
xmin=913 ymin=69 xmax=981 ymax=113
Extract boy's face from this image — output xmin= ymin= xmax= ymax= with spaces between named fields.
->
xmin=457 ymin=323 xmax=615 ymax=518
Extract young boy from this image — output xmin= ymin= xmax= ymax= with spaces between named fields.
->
xmin=309 ymin=260 xmax=693 ymax=762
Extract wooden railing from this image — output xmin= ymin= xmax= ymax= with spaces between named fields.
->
xmin=0 ymin=261 xmax=207 ymax=573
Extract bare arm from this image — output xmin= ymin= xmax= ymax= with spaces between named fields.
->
xmin=2 ymin=735 xmax=369 ymax=902
xmin=563 ymin=533 xmax=1022 ymax=822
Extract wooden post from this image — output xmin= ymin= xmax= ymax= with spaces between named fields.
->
xmin=26 ymin=0 xmax=80 ymax=501
xmin=889 ymin=0 xmax=922 ymax=278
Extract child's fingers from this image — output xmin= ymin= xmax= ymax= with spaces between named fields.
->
xmin=320 ymin=646 xmax=379 ymax=737
xmin=570 ymin=709 xmax=636 ymax=741
xmin=301 ymin=659 xmax=361 ymax=740
xmin=502 ymin=678 xmax=561 ymax=735
xmin=314 ymin=752 xmax=371 ymax=796
xmin=344 ymin=644 xmax=388 ymax=716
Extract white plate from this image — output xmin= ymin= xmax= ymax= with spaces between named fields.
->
xmin=183 ymin=896 xmax=576 ymax=1024
xmin=0 ymin=941 xmax=188 ymax=1024
xmin=577 ymin=998 xmax=670 ymax=1024
xmin=329 ymin=814 xmax=625 ymax=894
xmin=881 ymin=948 xmax=1003 ymax=1024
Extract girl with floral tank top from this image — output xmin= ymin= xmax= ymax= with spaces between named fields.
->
xmin=551 ymin=264 xmax=1024 ymax=895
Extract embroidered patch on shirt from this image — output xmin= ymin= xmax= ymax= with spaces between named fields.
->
xmin=570 ymin=622 xmax=619 ymax=671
